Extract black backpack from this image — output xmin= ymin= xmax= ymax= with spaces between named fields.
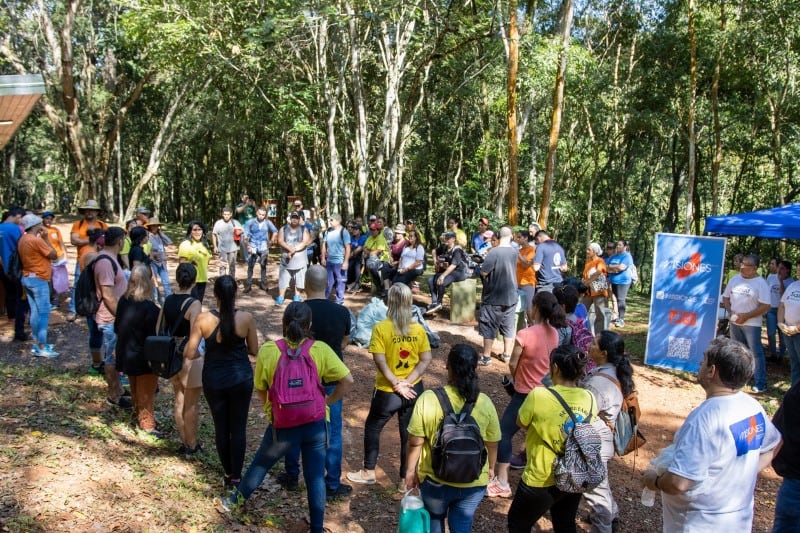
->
xmin=430 ymin=388 xmax=487 ymax=484
xmin=75 ymin=255 xmax=118 ymax=317
xmin=5 ymin=248 xmax=22 ymax=282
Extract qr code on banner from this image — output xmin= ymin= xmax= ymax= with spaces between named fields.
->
xmin=667 ymin=336 xmax=692 ymax=360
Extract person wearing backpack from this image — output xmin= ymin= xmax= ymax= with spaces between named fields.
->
xmin=67 ymin=199 xmax=108 ymax=322
xmin=488 ymin=291 xmax=566 ymax=498
xmin=221 ymin=302 xmax=353 ymax=533
xmin=508 ymin=344 xmax=598 ymax=533
xmin=580 ymin=331 xmax=635 ymax=533
xmin=404 ymin=344 xmax=500 ymax=533
xmin=348 ymin=282 xmax=433 ymax=489
xmin=183 ymin=275 xmax=258 ymax=492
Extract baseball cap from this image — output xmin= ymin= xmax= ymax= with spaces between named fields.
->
xmin=136 ymin=206 xmax=150 ymax=215
xmin=22 ymin=214 xmax=43 ymax=230
xmin=442 ymin=231 xmax=456 ymax=239
xmin=369 ymin=222 xmax=380 ymax=231
xmin=290 ymin=211 xmax=301 ymax=218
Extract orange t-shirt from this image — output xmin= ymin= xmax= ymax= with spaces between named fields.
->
xmin=18 ymin=233 xmax=53 ymax=282
xmin=45 ymin=225 xmax=65 ymax=258
xmin=71 ymin=219 xmax=108 ymax=256
xmin=517 ymin=245 xmax=537 ymax=287
xmin=583 ymin=256 xmax=608 ymax=297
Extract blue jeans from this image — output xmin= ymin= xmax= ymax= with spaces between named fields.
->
xmin=773 ymin=478 xmax=800 ymax=533
xmin=730 ymin=323 xmax=767 ymax=390
xmin=284 ymin=384 xmax=344 ymax=490
xmin=97 ymin=323 xmax=117 ymax=365
xmin=766 ymin=307 xmax=784 ymax=357
xmin=238 ymin=420 xmax=328 ymax=533
xmin=498 ymin=392 xmax=527 ymax=463
xmin=420 ymin=478 xmax=486 ymax=533
xmin=21 ymin=276 xmax=51 ymax=345
xmin=152 ymin=262 xmax=172 ymax=298
xmin=325 ymin=262 xmax=345 ymax=303
xmin=784 ymin=333 xmax=800 ymax=386
xmin=69 ymin=262 xmax=80 ymax=314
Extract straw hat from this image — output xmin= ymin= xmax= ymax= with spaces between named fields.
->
xmin=78 ymin=199 xmax=101 ymax=212
xmin=145 ymin=217 xmax=164 ymax=227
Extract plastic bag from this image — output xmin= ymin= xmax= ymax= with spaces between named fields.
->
xmin=398 ymin=489 xmax=430 ymax=533
xmin=351 ymin=297 xmax=388 ymax=347
xmin=51 ymin=261 xmax=69 ymax=294
xmin=411 ymin=304 xmax=440 ymax=348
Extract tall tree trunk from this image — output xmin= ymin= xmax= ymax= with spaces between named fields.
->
xmin=710 ymin=0 xmax=726 ymax=214
xmin=507 ymin=0 xmax=520 ymax=225
xmin=539 ymin=0 xmax=574 ymax=229
xmin=684 ymin=0 xmax=697 ymax=234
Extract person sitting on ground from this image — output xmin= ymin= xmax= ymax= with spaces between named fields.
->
xmin=405 ymin=344 xmax=501 ymax=533
xmin=164 ymin=263 xmax=204 ymax=457
xmin=425 ymin=231 xmax=468 ymax=316
xmin=363 ymin=222 xmax=389 ymax=294
xmin=114 ymin=265 xmax=160 ymax=434
xmin=380 ymin=224 xmax=409 ymax=295
xmin=348 ymin=283 xmax=432 ymax=490
xmin=221 ymin=302 xmax=353 ymax=533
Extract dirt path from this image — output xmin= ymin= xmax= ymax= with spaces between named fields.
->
xmin=0 ymin=220 xmax=785 ymax=532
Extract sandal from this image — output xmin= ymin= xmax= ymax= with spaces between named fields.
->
xmin=346 ymin=470 xmax=376 ymax=485
xmin=486 ymin=477 xmax=512 ymax=498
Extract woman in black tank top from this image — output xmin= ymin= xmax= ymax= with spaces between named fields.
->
xmin=183 ymin=275 xmax=259 ymax=490
xmin=164 ymin=263 xmax=203 ymax=457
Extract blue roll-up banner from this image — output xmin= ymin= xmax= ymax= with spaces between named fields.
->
xmin=644 ymin=233 xmax=727 ymax=373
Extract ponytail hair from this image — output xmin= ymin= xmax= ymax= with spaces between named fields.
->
xmin=213 ymin=275 xmax=237 ymax=346
xmin=550 ymin=344 xmax=589 ymax=381
xmin=534 ymin=291 xmax=567 ymax=328
xmin=282 ymin=302 xmax=313 ymax=344
xmin=447 ymin=344 xmax=480 ymax=403
xmin=597 ymin=330 xmax=636 ymax=397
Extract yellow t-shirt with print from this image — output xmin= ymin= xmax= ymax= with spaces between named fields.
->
xmin=407 ymin=385 xmax=501 ymax=487
xmin=518 ymin=385 xmax=598 ymax=487
xmin=369 ymin=319 xmax=431 ymax=392
xmin=254 ymin=339 xmax=350 ymax=423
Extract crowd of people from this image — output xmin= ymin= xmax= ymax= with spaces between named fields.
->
xmin=0 ymin=197 xmax=797 ymax=533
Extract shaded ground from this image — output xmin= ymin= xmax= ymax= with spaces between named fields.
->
xmin=0 ymin=219 xmax=789 ymax=532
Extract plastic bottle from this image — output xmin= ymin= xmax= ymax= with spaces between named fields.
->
xmin=641 ymin=487 xmax=656 ymax=507
xmin=398 ymin=489 xmax=430 ymax=533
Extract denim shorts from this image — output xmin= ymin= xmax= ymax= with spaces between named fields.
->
xmin=97 ymin=322 xmax=117 ymax=365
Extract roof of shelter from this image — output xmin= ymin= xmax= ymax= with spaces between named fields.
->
xmin=0 ymin=74 xmax=46 ymax=150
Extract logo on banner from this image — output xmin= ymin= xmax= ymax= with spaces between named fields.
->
xmin=668 ymin=309 xmax=697 ymax=326
xmin=659 ymin=252 xmax=713 ymax=280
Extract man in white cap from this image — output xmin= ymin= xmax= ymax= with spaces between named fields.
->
xmin=68 ymin=199 xmax=107 ymax=322
xmin=18 ymin=214 xmax=59 ymax=357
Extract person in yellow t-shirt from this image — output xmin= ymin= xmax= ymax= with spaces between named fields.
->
xmin=178 ymin=221 xmax=213 ymax=302
xmin=507 ymin=344 xmax=598 ymax=533
xmin=405 ymin=344 xmax=500 ymax=533
xmin=364 ymin=223 xmax=389 ymax=293
xmin=226 ymin=302 xmax=353 ymax=530
xmin=347 ymin=283 xmax=432 ymax=488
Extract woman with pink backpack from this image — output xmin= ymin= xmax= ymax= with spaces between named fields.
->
xmin=218 ymin=302 xmax=353 ymax=533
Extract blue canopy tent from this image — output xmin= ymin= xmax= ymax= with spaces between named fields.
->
xmin=704 ymin=203 xmax=800 ymax=239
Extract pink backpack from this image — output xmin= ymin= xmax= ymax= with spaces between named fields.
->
xmin=269 ymin=339 xmax=326 ymax=428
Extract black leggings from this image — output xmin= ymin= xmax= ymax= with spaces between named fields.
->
xmin=203 ymin=379 xmax=254 ymax=480
xmin=508 ymin=480 xmax=582 ymax=533
xmin=363 ymin=382 xmax=423 ymax=477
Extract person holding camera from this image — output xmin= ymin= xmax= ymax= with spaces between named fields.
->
xmin=425 ymin=231 xmax=468 ymax=316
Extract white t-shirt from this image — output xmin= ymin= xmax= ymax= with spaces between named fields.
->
xmin=662 ymin=392 xmax=781 ymax=532
xmin=722 ymin=274 xmax=770 ymax=327
xmin=781 ymin=280 xmax=800 ymax=325
xmin=399 ymin=243 xmax=424 ymax=270
xmin=767 ymin=274 xmax=781 ymax=307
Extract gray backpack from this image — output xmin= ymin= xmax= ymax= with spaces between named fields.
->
xmin=544 ymin=387 xmax=606 ymax=493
